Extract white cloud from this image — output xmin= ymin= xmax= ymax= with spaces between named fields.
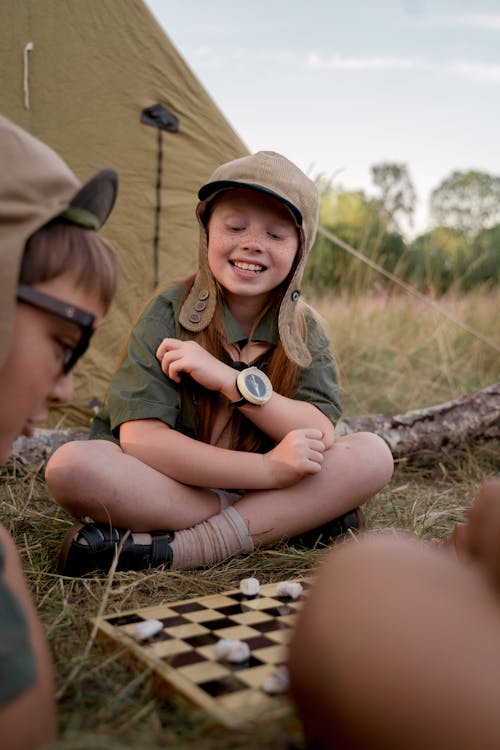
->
xmin=431 ymin=12 xmax=500 ymax=30
xmin=307 ymin=53 xmax=424 ymax=72
xmin=450 ymin=61 xmax=500 ymax=83
xmin=305 ymin=53 xmax=500 ymax=86
xmin=454 ymin=13 xmax=500 ymax=30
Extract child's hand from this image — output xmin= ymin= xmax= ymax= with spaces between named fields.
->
xmin=263 ymin=429 xmax=326 ymax=487
xmin=156 ymin=338 xmax=234 ymax=393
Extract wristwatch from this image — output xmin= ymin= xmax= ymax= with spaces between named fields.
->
xmin=230 ymin=366 xmax=273 ymax=407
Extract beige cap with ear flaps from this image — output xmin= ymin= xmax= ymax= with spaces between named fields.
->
xmin=179 ymin=151 xmax=319 ymax=367
xmin=0 ymin=114 xmax=118 ymax=368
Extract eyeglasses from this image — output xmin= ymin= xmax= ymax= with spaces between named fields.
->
xmin=16 ymin=285 xmax=96 ymax=373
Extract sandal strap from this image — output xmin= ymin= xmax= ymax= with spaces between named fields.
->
xmin=75 ymin=522 xmax=123 ymax=551
xmin=150 ymin=531 xmax=175 ymax=567
xmin=60 ymin=522 xmax=175 ymax=576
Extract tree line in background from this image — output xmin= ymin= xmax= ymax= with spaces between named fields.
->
xmin=304 ymin=164 xmax=500 ymax=296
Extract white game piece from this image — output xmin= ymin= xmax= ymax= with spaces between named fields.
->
xmin=276 ymin=580 xmax=303 ymax=600
xmin=134 ymin=619 xmax=163 ymax=641
xmin=261 ymin=665 xmax=290 ymax=694
xmin=239 ymin=577 xmax=260 ymax=596
xmin=214 ymin=638 xmax=251 ymax=663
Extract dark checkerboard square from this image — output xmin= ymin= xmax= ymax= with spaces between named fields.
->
xmin=199 ymin=674 xmax=247 ymax=697
xmin=230 ymin=655 xmax=263 ymax=671
xmin=229 ymin=592 xmax=259 ymax=602
xmin=150 ymin=629 xmax=172 ymax=642
xmin=106 ymin=613 xmax=143 ymax=626
xmin=171 ymin=601 xmax=206 ymax=614
xmin=260 ymin=604 xmax=298 ymax=617
xmin=203 ymin=616 xmax=236 ymax=630
xmin=251 ymin=618 xmax=286 ymax=634
xmin=168 ymin=650 xmax=207 ymax=668
xmin=160 ymin=615 xmax=190 ymax=628
xmin=185 ymin=632 xmax=218 ymax=648
xmin=245 ymin=635 xmax=276 ymax=650
xmin=217 ymin=603 xmax=243 ymax=616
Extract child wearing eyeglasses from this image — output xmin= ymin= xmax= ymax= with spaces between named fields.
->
xmin=47 ymin=150 xmax=393 ymax=576
xmin=0 ymin=114 xmax=119 ymax=749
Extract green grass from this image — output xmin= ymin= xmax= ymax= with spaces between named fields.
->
xmin=313 ymin=287 xmax=499 ymax=415
xmin=1 ymin=289 xmax=499 ymax=749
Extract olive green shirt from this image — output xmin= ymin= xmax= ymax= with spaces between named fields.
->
xmin=0 ymin=538 xmax=37 ymax=706
xmin=91 ymin=282 xmax=341 ymax=445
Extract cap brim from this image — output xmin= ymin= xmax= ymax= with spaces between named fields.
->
xmin=198 ymin=180 xmax=303 ymax=226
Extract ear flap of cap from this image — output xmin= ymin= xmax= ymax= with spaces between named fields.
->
xmin=64 ymin=168 xmax=118 ymax=229
xmin=278 ymin=240 xmax=312 ymax=368
xmin=178 ymin=225 xmax=218 ymax=332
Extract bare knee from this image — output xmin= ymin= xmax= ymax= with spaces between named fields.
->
xmin=331 ymin=431 xmax=394 ymax=502
xmin=45 ymin=440 xmax=114 ymax=517
xmin=327 ymin=432 xmax=394 ymax=508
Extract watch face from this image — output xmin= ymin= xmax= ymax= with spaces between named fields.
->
xmin=237 ymin=367 xmax=272 ymax=405
xmin=244 ymin=371 xmax=268 ymax=399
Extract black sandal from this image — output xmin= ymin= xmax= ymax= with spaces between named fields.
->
xmin=58 ymin=521 xmax=175 ymax=577
xmin=290 ymin=508 xmax=365 ymax=549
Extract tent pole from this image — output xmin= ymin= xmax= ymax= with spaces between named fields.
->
xmin=153 ymin=128 xmax=163 ymax=288
xmin=140 ymin=104 xmax=179 ymax=289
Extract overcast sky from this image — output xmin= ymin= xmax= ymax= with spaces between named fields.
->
xmin=145 ymin=0 xmax=500 ymax=236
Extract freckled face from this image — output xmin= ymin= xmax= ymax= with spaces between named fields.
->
xmin=206 ymin=188 xmax=300 ymax=308
xmin=0 ymin=273 xmax=105 ymax=463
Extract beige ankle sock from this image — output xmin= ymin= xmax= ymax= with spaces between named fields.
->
xmin=170 ymin=506 xmax=254 ymax=569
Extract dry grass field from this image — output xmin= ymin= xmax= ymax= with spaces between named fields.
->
xmin=1 ymin=289 xmax=499 ymax=750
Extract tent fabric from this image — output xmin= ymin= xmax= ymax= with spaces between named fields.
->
xmin=1 ymin=0 xmax=248 ymax=426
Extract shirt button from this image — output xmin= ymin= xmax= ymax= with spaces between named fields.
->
xmin=198 ymin=289 xmax=209 ymax=300
xmin=194 ymin=300 xmax=207 ymax=311
xmin=189 ymin=312 xmax=201 ymax=323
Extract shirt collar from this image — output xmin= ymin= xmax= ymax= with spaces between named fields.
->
xmin=222 ymin=303 xmax=280 ymax=346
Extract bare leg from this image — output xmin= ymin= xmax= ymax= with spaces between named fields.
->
xmin=0 ymin=526 xmax=57 ymax=750
xmin=289 ymin=533 xmax=500 ymax=750
xmin=47 ymin=432 xmax=392 ymax=540
xmin=46 ymin=440 xmax=221 ymax=530
xmin=236 ymin=432 xmax=393 ymax=545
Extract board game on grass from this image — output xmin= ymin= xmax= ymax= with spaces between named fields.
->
xmin=90 ymin=579 xmax=309 ymax=729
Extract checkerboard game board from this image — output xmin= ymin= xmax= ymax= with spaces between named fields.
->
xmin=90 ymin=579 xmax=309 ymax=728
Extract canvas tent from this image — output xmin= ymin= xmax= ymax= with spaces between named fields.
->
xmin=1 ymin=0 xmax=248 ymax=426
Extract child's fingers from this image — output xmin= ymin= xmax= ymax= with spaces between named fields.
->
xmin=301 ymin=428 xmax=324 ymax=440
xmin=156 ymin=337 xmax=182 ymax=360
xmin=289 ymin=429 xmax=325 ymax=449
xmin=310 ymin=447 xmax=324 ymax=463
xmin=158 ymin=349 xmax=184 ymax=382
xmin=307 ymin=438 xmax=326 ymax=454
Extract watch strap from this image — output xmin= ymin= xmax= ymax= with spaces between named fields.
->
xmin=230 ymin=395 xmax=248 ymax=407
xmin=230 ymin=374 xmax=251 ymax=407
xmin=229 ymin=361 xmax=250 ymax=406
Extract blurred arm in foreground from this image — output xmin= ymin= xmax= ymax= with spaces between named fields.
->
xmin=289 ymin=478 xmax=500 ymax=750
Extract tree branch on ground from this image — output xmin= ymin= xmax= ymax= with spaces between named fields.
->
xmin=8 ymin=384 xmax=499 ymax=469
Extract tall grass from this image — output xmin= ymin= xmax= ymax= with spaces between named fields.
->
xmin=1 ymin=289 xmax=499 ymax=749
xmin=312 ymin=287 xmax=499 ymax=416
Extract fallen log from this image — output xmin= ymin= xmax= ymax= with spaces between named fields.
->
xmin=336 ymin=382 xmax=500 ymax=457
xmin=9 ymin=427 xmax=89 ymax=472
xmin=8 ymin=383 xmax=500 ymax=469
